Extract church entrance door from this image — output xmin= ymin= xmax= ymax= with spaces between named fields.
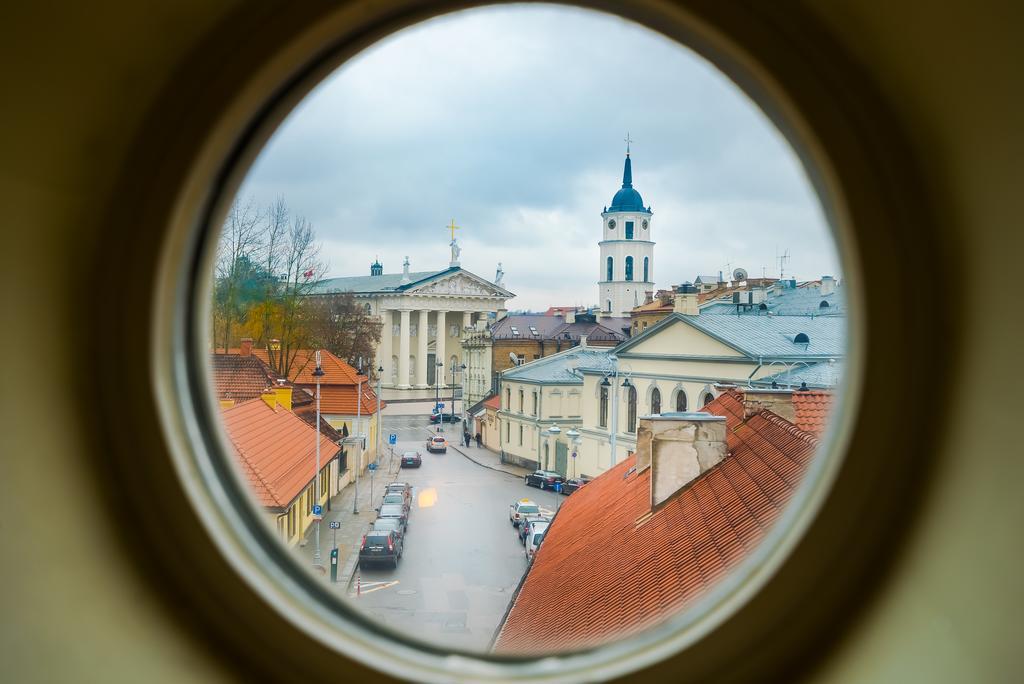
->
xmin=555 ymin=441 xmax=568 ymax=477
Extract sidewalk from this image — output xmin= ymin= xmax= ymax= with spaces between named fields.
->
xmin=441 ymin=436 xmax=531 ymax=479
xmin=296 ymin=450 xmax=403 ymax=587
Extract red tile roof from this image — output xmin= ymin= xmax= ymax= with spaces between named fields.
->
xmin=220 ymin=398 xmax=341 ymax=510
xmin=210 ymin=354 xmax=276 ymax=401
xmin=792 ymin=391 xmax=834 ymax=436
xmin=483 ymin=394 xmax=501 ymax=411
xmin=493 ymin=390 xmax=818 ymax=653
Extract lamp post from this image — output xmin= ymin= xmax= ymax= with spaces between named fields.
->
xmin=601 ymin=354 xmax=632 ymax=467
xmin=374 ymin=364 xmax=382 ymax=503
xmin=353 ymin=357 xmax=363 ymax=514
xmin=312 ymin=351 xmax=324 ymax=565
xmin=566 ymin=427 xmax=581 ymax=479
xmin=451 ymin=362 xmax=466 ymax=427
xmin=434 ymin=360 xmax=444 ymax=432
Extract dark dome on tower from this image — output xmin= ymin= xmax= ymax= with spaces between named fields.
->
xmin=608 ymin=154 xmax=651 ymax=213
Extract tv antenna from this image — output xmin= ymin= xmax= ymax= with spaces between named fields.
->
xmin=777 ymin=248 xmax=791 ymax=279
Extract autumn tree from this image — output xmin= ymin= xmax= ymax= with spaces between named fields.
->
xmin=305 ymin=293 xmax=383 ymax=373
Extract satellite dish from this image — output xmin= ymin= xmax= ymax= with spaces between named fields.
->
xmin=733 ymin=267 xmax=748 ymax=282
xmin=509 ymin=351 xmax=519 ymax=366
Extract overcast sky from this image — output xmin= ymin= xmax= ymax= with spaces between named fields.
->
xmin=238 ymin=4 xmax=840 ymax=311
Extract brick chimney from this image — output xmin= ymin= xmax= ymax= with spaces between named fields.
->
xmin=741 ymin=388 xmax=796 ymax=423
xmin=240 ymin=338 xmax=253 ymax=356
xmin=635 ymin=412 xmax=728 ymax=508
xmin=673 ymin=283 xmax=699 ymax=316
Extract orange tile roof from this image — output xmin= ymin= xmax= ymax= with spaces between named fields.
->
xmin=483 ymin=394 xmax=501 ymax=411
xmin=210 ymin=354 xmax=275 ymax=401
xmin=239 ymin=346 xmax=383 ymax=415
xmin=791 ymin=391 xmax=834 ymax=436
xmin=220 ymin=398 xmax=341 ymax=510
xmin=493 ymin=390 xmax=818 ymax=653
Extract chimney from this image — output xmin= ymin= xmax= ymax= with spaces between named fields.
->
xmin=240 ymin=338 xmax=253 ymax=357
xmin=644 ymin=290 xmax=654 ymax=305
xmin=820 ymin=275 xmax=836 ymax=296
xmin=579 ymin=334 xmax=588 ymax=348
xmin=635 ymin=413 xmax=728 ymax=508
xmin=273 ymin=386 xmax=293 ymax=412
xmin=260 ymin=389 xmax=278 ymax=410
xmin=673 ymin=283 xmax=699 ymax=316
xmin=741 ymin=388 xmax=796 ymax=423
xmin=565 ymin=309 xmax=576 ymax=324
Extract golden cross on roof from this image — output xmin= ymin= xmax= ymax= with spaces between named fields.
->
xmin=447 ymin=218 xmax=461 ymax=242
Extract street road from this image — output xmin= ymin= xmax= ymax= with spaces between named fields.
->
xmin=344 ymin=416 xmax=562 ymax=653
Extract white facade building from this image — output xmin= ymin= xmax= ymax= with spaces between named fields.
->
xmin=599 ymin=151 xmax=655 ymax=316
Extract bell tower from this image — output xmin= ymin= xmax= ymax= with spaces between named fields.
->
xmin=599 ymin=138 xmax=654 ymax=316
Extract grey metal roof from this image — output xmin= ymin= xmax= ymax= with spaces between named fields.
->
xmin=307 ymin=270 xmax=445 ymax=295
xmin=753 ymin=360 xmax=845 ymax=388
xmin=491 ymin=315 xmax=626 ymax=343
xmin=701 ymin=282 xmax=847 ymax=317
xmin=681 ymin=313 xmax=845 ymax=359
xmin=501 ymin=347 xmax=614 ymax=384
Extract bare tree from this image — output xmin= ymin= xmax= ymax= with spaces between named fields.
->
xmin=305 ymin=293 xmax=383 ymax=372
xmin=212 ymin=197 xmax=262 ymax=352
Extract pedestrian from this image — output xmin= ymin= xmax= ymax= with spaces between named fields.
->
xmin=475 ymin=432 xmax=482 ymax=448
xmin=464 ymin=430 xmax=471 ymax=447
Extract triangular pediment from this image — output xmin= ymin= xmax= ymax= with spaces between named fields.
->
xmin=406 ymin=269 xmax=514 ymax=299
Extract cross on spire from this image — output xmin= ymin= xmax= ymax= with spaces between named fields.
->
xmin=447 ymin=218 xmax=461 ymax=242
xmin=624 ymin=132 xmax=634 ymax=155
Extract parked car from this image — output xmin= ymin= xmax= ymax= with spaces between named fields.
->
xmin=380 ymin=492 xmax=410 ymax=512
xmin=525 ymin=523 xmax=549 ymax=561
xmin=378 ymin=503 xmax=408 ymax=532
xmin=525 ymin=470 xmax=565 ymax=490
xmin=559 ymin=477 xmax=591 ymax=495
xmin=400 ymin=451 xmax=422 ymax=468
xmin=426 ymin=435 xmax=448 ymax=453
xmin=358 ymin=530 xmax=402 ymax=568
xmin=385 ymin=482 xmax=412 ymax=504
xmin=509 ymin=499 xmax=540 ymax=527
xmin=519 ymin=514 xmax=552 ymax=544
xmin=371 ymin=516 xmax=404 ymax=543
xmin=429 ymin=412 xmax=463 ymax=424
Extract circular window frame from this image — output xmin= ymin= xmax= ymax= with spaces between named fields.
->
xmin=98 ymin=1 xmax=946 ymax=682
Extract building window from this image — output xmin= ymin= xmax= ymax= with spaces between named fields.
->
xmin=505 ymin=387 xmax=511 ymax=408
xmin=625 ymin=256 xmax=634 ymax=281
xmin=607 ymin=299 xmax=612 ymax=312
xmin=675 ymin=389 xmax=687 ymax=412
xmin=643 ymin=256 xmax=649 ymax=282
xmin=532 ymin=392 xmax=538 ymax=416
xmin=625 ymin=220 xmax=634 ymax=239
xmin=506 ymin=421 xmax=510 ymax=441
xmin=518 ymin=389 xmax=524 ymax=413
xmin=627 ymin=385 xmax=638 ymax=433
xmin=606 ymin=255 xmax=613 ymax=281
xmin=599 ymin=385 xmax=609 ymax=427
xmin=287 ymin=505 xmax=296 ymax=539
xmin=703 ymin=392 xmax=714 ymax=407
xmin=651 ymin=387 xmax=661 ymax=415
xmin=518 ymin=424 xmax=523 ymax=445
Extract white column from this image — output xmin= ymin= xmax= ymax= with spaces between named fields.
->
xmin=398 ymin=310 xmax=411 ymax=389
xmin=435 ymin=310 xmax=447 ymax=376
xmin=463 ymin=311 xmax=473 ymax=331
xmin=377 ymin=308 xmax=391 ymax=385
xmin=416 ymin=309 xmax=429 ymax=387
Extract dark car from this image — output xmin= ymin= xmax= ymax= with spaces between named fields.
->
xmin=525 ymin=469 xmax=565 ymax=490
xmin=559 ymin=477 xmax=591 ymax=495
xmin=378 ymin=503 xmax=408 ymax=532
xmin=380 ymin=492 xmax=410 ymax=512
xmin=371 ymin=517 xmax=404 ymax=543
xmin=358 ymin=530 xmax=402 ymax=568
xmin=429 ymin=412 xmax=463 ymax=424
xmin=400 ymin=451 xmax=422 ymax=468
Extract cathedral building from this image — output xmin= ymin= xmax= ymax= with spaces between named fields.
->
xmin=307 ymin=243 xmax=513 ymax=401
xmin=599 ymin=150 xmax=655 ymax=316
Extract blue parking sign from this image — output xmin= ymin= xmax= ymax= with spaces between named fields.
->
xmin=312 ymin=504 xmax=322 ymax=515
xmin=388 ymin=433 xmax=397 ymax=445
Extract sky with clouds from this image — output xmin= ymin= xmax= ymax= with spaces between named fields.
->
xmin=237 ymin=4 xmax=840 ymax=311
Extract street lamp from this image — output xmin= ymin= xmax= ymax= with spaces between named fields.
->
xmin=312 ymin=351 xmax=325 ymax=565
xmin=451 ymin=362 xmax=466 ymax=427
xmin=353 ymin=357 xmax=363 ymax=514
xmin=374 ymin=364 xmax=382 ymax=504
xmin=601 ymin=354 xmax=631 ymax=467
xmin=566 ymin=427 xmax=581 ymax=479
xmin=434 ymin=360 xmax=444 ymax=432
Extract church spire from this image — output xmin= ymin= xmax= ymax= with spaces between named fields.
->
xmin=622 ymin=154 xmax=633 ymax=188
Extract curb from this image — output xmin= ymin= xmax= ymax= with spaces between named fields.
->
xmin=421 ymin=427 xmax=526 ymax=479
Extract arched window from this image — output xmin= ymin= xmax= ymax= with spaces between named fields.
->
xmin=675 ymin=389 xmax=687 ymax=412
xmin=651 ymin=387 xmax=661 ymax=414
xmin=702 ymin=391 xmax=714 ymax=407
xmin=606 ymin=256 xmax=613 ymax=281
xmin=599 ymin=385 xmax=608 ymax=427
xmin=625 ymin=220 xmax=634 ymax=239
xmin=643 ymin=256 xmax=649 ymax=282
xmin=606 ymin=299 xmax=612 ymax=313
xmin=794 ymin=332 xmax=810 ymax=344
xmin=627 ymin=384 xmax=638 ymax=432
xmin=625 ymin=256 xmax=634 ymax=281
xmin=819 ymin=300 xmax=830 ymax=309
xmin=543 ymin=443 xmax=549 ymax=469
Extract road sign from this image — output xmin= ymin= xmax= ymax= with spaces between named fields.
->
xmin=436 ymin=402 xmax=445 ymax=409
xmin=312 ymin=504 xmax=322 ymax=516
xmin=388 ymin=433 xmax=397 ymax=445
xmin=368 ymin=462 xmax=378 ymax=471
xmin=328 ymin=521 xmax=340 ymax=529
